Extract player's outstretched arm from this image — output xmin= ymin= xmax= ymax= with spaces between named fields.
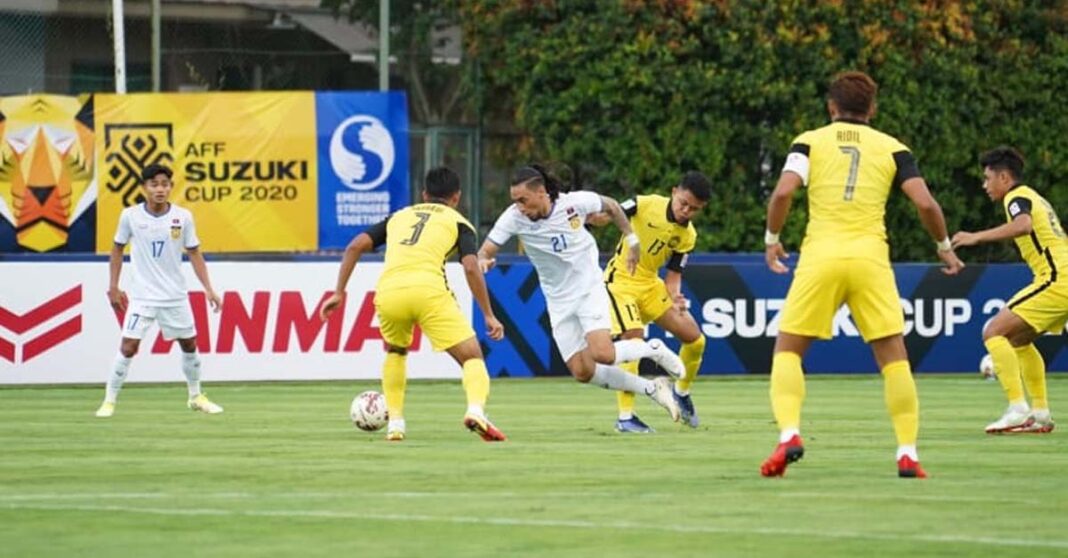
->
xmin=477 ymin=240 xmax=499 ymax=274
xmin=952 ymin=214 xmax=1033 ymax=248
xmin=320 ymin=232 xmax=374 ymax=320
xmin=461 ymin=254 xmax=504 ymax=341
xmin=764 ymin=171 xmax=802 ymax=274
xmin=901 ymin=177 xmax=965 ymax=275
xmin=108 ymin=242 xmax=128 ymax=312
xmin=187 ymin=247 xmax=222 ymax=312
xmin=599 ymin=195 xmax=640 ymax=274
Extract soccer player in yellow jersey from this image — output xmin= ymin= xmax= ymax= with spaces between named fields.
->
xmin=952 ymin=147 xmax=1063 ymax=434
xmin=320 ymin=167 xmax=506 ymax=442
xmin=761 ymin=71 xmax=964 ymax=478
xmin=595 ymin=172 xmax=710 ymax=432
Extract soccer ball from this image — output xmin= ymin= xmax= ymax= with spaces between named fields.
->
xmin=979 ymin=354 xmax=997 ymax=380
xmin=350 ymin=391 xmax=388 ymax=431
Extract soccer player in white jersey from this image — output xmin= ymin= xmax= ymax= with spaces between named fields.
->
xmin=94 ymin=164 xmax=224 ymax=418
xmin=478 ymin=164 xmax=684 ymax=422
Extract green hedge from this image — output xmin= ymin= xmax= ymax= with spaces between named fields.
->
xmin=458 ymin=1 xmax=1068 ymax=262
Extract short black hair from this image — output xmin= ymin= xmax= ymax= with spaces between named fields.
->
xmin=141 ymin=163 xmax=173 ymax=182
xmin=424 ymin=166 xmax=461 ymax=199
xmin=979 ymin=146 xmax=1025 ymax=181
xmin=678 ymin=171 xmax=711 ymax=201
xmin=828 ymin=71 xmax=878 ymax=117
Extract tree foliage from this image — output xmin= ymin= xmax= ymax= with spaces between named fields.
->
xmin=457 ymin=0 xmax=1068 ymax=261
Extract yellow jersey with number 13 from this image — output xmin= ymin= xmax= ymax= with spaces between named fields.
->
xmin=785 ymin=120 xmax=920 ymax=263
xmin=603 ymin=194 xmax=697 ymax=284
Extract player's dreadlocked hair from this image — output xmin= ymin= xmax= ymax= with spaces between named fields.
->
xmin=512 ymin=163 xmax=567 ymax=201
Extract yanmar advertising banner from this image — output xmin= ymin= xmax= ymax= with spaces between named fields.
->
xmin=0 ymin=261 xmax=467 ymax=384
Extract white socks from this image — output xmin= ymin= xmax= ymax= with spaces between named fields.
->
xmin=182 ymin=352 xmax=202 ymax=397
xmin=779 ymin=428 xmax=800 ymax=444
xmin=612 ymin=339 xmax=652 ymax=365
xmin=590 ymin=363 xmax=654 ymax=393
xmin=466 ymin=405 xmax=484 ymax=418
xmin=105 ymin=353 xmax=132 ymax=404
xmin=896 ymin=445 xmax=919 ymax=461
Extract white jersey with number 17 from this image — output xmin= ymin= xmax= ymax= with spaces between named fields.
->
xmin=114 ymin=203 xmax=200 ymax=306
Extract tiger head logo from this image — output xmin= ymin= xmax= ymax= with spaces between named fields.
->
xmin=0 ymin=94 xmax=95 ymax=252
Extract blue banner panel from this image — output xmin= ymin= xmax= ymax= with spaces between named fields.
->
xmin=315 ymin=91 xmax=409 ymax=249
xmin=478 ymin=259 xmax=1068 ymax=376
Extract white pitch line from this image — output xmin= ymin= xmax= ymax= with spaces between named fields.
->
xmin=780 ymin=491 xmax=1043 ymax=505
xmin=2 ymin=502 xmax=1067 ymax=550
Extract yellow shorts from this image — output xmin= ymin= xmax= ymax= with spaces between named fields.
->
xmin=779 ymin=257 xmax=904 ymax=342
xmin=605 ymin=279 xmax=674 ymax=335
xmin=1007 ymin=280 xmax=1068 ymax=334
xmin=374 ymin=288 xmax=475 ymax=351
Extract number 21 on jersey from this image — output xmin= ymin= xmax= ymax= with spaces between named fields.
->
xmin=551 ymin=233 xmax=568 ymax=253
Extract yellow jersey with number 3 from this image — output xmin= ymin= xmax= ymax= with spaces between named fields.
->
xmin=1003 ymin=185 xmax=1068 ymax=282
xmin=604 ymin=194 xmax=697 ymax=284
xmin=786 ymin=120 xmax=920 ymax=263
xmin=365 ymin=202 xmax=477 ymax=292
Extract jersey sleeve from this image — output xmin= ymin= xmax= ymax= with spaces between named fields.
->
xmin=486 ymin=209 xmax=517 ymax=246
xmin=113 ymin=210 xmax=132 ymax=246
xmin=571 ymin=190 xmax=604 ymax=216
xmin=1006 ymin=196 xmax=1033 ymax=219
xmin=619 ymin=197 xmax=638 ymax=217
xmin=183 ymin=212 xmax=201 ymax=249
xmin=891 ymin=150 xmax=922 ymax=189
xmin=667 ymin=227 xmax=697 ymax=272
xmin=782 ymin=133 xmax=812 ymax=185
xmin=456 ymin=222 xmax=478 ymax=257
xmin=363 ymin=217 xmax=389 ymax=249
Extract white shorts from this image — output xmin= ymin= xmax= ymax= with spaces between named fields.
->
xmin=122 ymin=301 xmax=196 ymax=340
xmin=549 ymin=285 xmax=612 ymax=362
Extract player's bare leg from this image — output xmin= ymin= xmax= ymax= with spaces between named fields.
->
xmin=871 ymin=334 xmax=925 ymax=478
xmin=570 ymin=330 xmax=680 ymax=422
xmin=446 ymin=337 xmax=505 ymax=441
xmin=762 ymin=332 xmax=811 ymax=477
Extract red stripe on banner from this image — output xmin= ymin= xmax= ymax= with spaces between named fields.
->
xmin=0 ymin=337 xmax=14 ymax=363
xmin=22 ymin=315 xmax=82 ymax=363
xmin=0 ymin=285 xmax=82 ymax=334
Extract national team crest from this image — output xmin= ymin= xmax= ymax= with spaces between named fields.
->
xmin=170 ymin=218 xmax=181 ymax=239
xmin=566 ymin=207 xmax=580 ymax=229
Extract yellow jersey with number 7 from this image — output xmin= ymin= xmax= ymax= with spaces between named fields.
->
xmin=788 ymin=120 xmax=920 ymax=263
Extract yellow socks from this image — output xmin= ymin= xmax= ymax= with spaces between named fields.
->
xmin=1016 ymin=344 xmax=1048 ymax=410
xmin=770 ymin=351 xmax=805 ymax=432
xmin=985 ymin=336 xmax=1025 ymax=404
xmin=881 ymin=360 xmax=919 ymax=446
xmin=616 ymin=360 xmax=639 ymax=419
xmin=382 ymin=352 xmax=407 ymax=419
xmin=462 ymin=358 xmax=491 ymax=410
xmin=675 ymin=336 xmax=706 ymax=394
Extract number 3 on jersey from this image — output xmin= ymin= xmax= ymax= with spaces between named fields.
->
xmin=400 ymin=212 xmax=431 ymax=245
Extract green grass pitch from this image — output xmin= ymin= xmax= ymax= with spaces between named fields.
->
xmin=2 ymin=375 xmax=1067 ymax=558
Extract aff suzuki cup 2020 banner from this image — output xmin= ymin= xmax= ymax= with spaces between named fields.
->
xmin=0 ymin=92 xmax=409 ymax=254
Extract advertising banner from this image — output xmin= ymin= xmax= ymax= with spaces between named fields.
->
xmin=94 ymin=92 xmax=320 ymax=252
xmin=0 ymin=261 xmax=469 ymax=384
xmin=0 ymin=94 xmax=97 ymax=254
xmin=478 ymin=259 xmax=1068 ymax=376
xmin=314 ymin=91 xmax=409 ymax=249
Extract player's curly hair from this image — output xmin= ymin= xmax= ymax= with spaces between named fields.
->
xmin=828 ymin=71 xmax=877 ymax=117
xmin=512 ymin=163 xmax=567 ymax=201
xmin=979 ymin=146 xmax=1025 ymax=181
